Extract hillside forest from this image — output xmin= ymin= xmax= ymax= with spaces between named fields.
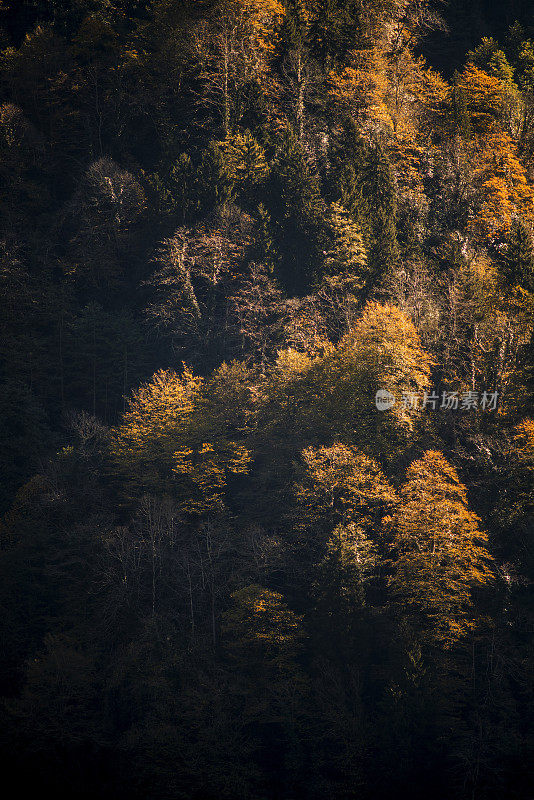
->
xmin=0 ymin=1 xmax=534 ymax=798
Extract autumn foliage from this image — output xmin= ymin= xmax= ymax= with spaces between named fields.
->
xmin=1 ymin=2 xmax=534 ymax=799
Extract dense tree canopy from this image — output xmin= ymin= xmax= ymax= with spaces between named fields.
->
xmin=1 ymin=2 xmax=534 ymax=799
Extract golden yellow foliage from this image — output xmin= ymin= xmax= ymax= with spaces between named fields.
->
xmin=469 ymin=130 xmax=534 ymax=239
xmin=387 ymin=450 xmax=494 ymax=646
xmin=384 ymin=57 xmax=448 ymax=196
xmin=217 ymin=0 xmax=286 ymax=55
xmin=222 ymin=584 xmax=304 ymax=665
xmin=329 ymin=48 xmax=392 ymax=129
xmin=386 ymin=51 xmax=449 ymax=135
xmin=455 ymin=64 xmax=516 ymax=132
xmin=513 ymin=418 xmax=534 ymax=461
xmin=112 ymin=367 xmax=251 ymax=512
xmin=445 ymin=64 xmax=534 ymax=239
xmin=297 ymin=443 xmax=397 ymax=529
xmin=329 ymin=302 xmax=433 ymax=433
xmin=112 ymin=368 xmax=201 ymax=485
xmin=262 ymin=302 xmax=433 ymax=457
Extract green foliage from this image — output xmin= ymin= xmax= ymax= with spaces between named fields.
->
xmin=362 ymin=141 xmax=398 ymax=278
xmin=309 ymin=0 xmax=364 ymax=67
xmin=469 ymin=37 xmax=516 ymax=86
xmin=328 ymin=121 xmax=398 ymax=282
xmin=498 ymin=218 xmax=534 ymax=292
xmin=265 ymin=127 xmax=324 ymax=291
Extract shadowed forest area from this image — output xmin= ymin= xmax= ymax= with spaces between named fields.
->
xmin=0 ymin=1 xmax=533 ymax=798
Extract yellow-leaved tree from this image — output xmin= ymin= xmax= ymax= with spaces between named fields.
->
xmin=387 ymin=450 xmax=494 ymax=646
xmin=296 ymin=443 xmax=397 ymax=535
xmin=312 ymin=302 xmax=433 ymax=449
xmin=453 ymin=64 xmax=534 ymax=240
xmin=261 ymin=301 xmax=433 ymax=461
xmin=295 ymin=443 xmax=397 ymax=614
xmin=222 ymin=584 xmax=304 ymax=668
xmin=111 ymin=364 xmax=252 ymax=513
xmin=221 ymin=584 xmax=305 ymax=719
xmin=328 ymin=47 xmax=392 ymax=129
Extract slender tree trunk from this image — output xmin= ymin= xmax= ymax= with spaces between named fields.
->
xmin=223 ymin=36 xmax=230 ymax=135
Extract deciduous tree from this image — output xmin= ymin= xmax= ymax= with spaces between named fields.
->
xmin=387 ymin=450 xmax=494 ymax=645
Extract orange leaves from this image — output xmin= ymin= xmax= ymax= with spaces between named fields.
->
xmin=219 ymin=0 xmax=286 ymax=54
xmin=111 ymin=368 xmax=202 ymax=492
xmin=173 ymin=439 xmax=251 ymax=513
xmin=450 ymin=63 xmax=533 ymax=239
xmin=340 ymin=302 xmax=433 ymax=429
xmin=455 ymin=64 xmax=516 ymax=133
xmin=415 ymin=63 xmax=450 ymax=114
xmin=385 ymin=51 xmax=449 ymax=134
xmin=387 ymin=450 xmax=494 ymax=645
xmin=328 ymin=48 xmax=392 ymax=129
xmin=468 ymin=130 xmax=534 ymax=240
xmin=387 ymin=131 xmax=427 ymax=196
xmin=445 ymin=64 xmax=534 ymax=240
xmin=222 ymin=584 xmax=304 ymax=666
xmin=263 ymin=302 xmax=433 ymax=457
xmin=329 ymin=46 xmax=449 ymax=195
xmin=298 ymin=443 xmax=397 ymax=524
xmin=513 ymin=418 xmax=534 ymax=461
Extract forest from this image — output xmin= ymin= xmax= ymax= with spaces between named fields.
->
xmin=0 ymin=1 xmax=533 ymax=798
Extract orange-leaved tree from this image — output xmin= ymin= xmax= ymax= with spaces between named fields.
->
xmin=452 ymin=64 xmax=534 ymax=241
xmin=386 ymin=450 xmax=494 ymax=646
xmin=313 ymin=301 xmax=433 ymax=447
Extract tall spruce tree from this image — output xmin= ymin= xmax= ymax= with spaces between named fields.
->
xmin=265 ymin=127 xmax=324 ymax=292
xmin=328 ymin=121 xmax=398 ymax=284
xmin=363 ymin=141 xmax=399 ymax=281
xmin=498 ymin=218 xmax=534 ymax=292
